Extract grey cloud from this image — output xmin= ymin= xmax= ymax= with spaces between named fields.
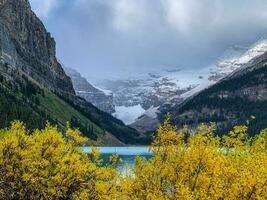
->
xmin=30 ymin=0 xmax=267 ymax=80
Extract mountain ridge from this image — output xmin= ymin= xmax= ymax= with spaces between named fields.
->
xmin=96 ymin=36 xmax=267 ymax=132
xmin=0 ymin=0 xmax=148 ymax=145
xmin=166 ymin=50 xmax=267 ymax=135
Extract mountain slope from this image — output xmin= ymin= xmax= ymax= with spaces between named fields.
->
xmin=0 ymin=0 xmax=147 ymax=145
xmin=167 ymin=52 xmax=267 ymax=136
xmin=0 ymin=60 xmax=146 ymax=144
xmin=65 ymin=67 xmax=115 ymax=114
xmin=0 ymin=65 xmax=102 ymax=139
xmin=98 ymin=37 xmax=267 ymax=132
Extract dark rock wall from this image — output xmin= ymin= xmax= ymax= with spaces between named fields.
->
xmin=0 ymin=0 xmax=74 ymax=94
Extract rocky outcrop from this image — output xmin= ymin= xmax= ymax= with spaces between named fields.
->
xmin=65 ymin=67 xmax=115 ymax=114
xmin=0 ymin=0 xmax=74 ymax=94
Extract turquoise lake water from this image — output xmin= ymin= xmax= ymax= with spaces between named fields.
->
xmin=83 ymin=147 xmax=152 ymax=174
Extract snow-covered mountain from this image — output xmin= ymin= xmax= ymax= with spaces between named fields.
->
xmin=96 ymin=37 xmax=267 ymax=130
xmin=181 ymin=37 xmax=267 ymax=99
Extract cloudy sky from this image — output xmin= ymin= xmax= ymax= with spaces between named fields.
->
xmin=29 ymin=0 xmax=267 ymax=80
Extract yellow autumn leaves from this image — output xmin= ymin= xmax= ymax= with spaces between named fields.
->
xmin=0 ymin=116 xmax=267 ymax=199
xmin=0 ymin=121 xmax=118 ymax=200
xmin=129 ymin=116 xmax=267 ymax=200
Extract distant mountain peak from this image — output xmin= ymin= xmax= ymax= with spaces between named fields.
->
xmin=167 ymin=44 xmax=267 ymax=136
xmin=64 ymin=67 xmax=115 ymax=114
xmin=97 ymin=36 xmax=267 ymax=132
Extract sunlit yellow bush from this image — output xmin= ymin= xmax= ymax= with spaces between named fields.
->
xmin=0 ymin=121 xmax=118 ymax=200
xmin=0 ymin=117 xmax=267 ymax=200
xmin=125 ymin=115 xmax=267 ymax=200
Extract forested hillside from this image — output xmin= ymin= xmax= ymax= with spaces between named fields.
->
xmin=0 ymin=62 xmax=147 ymax=144
xmin=166 ymin=53 xmax=267 ymax=136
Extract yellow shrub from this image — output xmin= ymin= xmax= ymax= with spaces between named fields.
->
xmin=124 ymin=117 xmax=267 ymax=200
xmin=0 ymin=118 xmax=267 ymax=200
xmin=0 ymin=121 xmax=118 ymax=200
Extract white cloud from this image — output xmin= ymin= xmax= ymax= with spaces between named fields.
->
xmin=98 ymin=0 xmax=224 ymax=36
xmin=111 ymin=0 xmax=150 ymax=33
xmin=29 ymin=0 xmax=61 ymax=19
xmin=162 ymin=0 xmax=223 ymax=34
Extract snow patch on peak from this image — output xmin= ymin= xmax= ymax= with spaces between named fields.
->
xmin=92 ymin=85 xmax=113 ymax=96
xmin=113 ymin=104 xmax=145 ymax=125
xmin=182 ymin=36 xmax=267 ymax=99
xmin=212 ymin=37 xmax=267 ymax=74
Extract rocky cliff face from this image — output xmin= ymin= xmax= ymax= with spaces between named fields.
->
xmin=0 ymin=0 xmax=74 ymax=94
xmin=65 ymin=68 xmax=115 ymax=114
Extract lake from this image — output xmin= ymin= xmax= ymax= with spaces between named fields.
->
xmin=83 ymin=147 xmax=152 ymax=174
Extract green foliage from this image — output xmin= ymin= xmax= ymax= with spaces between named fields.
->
xmin=59 ymin=94 xmax=146 ymax=144
xmin=0 ymin=73 xmax=102 ymax=140
xmin=37 ymin=90 xmax=103 ymax=139
xmin=0 ymin=63 xmax=149 ymax=144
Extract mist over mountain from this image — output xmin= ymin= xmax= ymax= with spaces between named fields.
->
xmin=29 ymin=0 xmax=267 ymax=81
xmin=27 ymin=0 xmax=267 ymax=132
xmin=87 ymin=37 xmax=267 ymax=132
xmin=167 ymin=49 xmax=267 ymax=136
